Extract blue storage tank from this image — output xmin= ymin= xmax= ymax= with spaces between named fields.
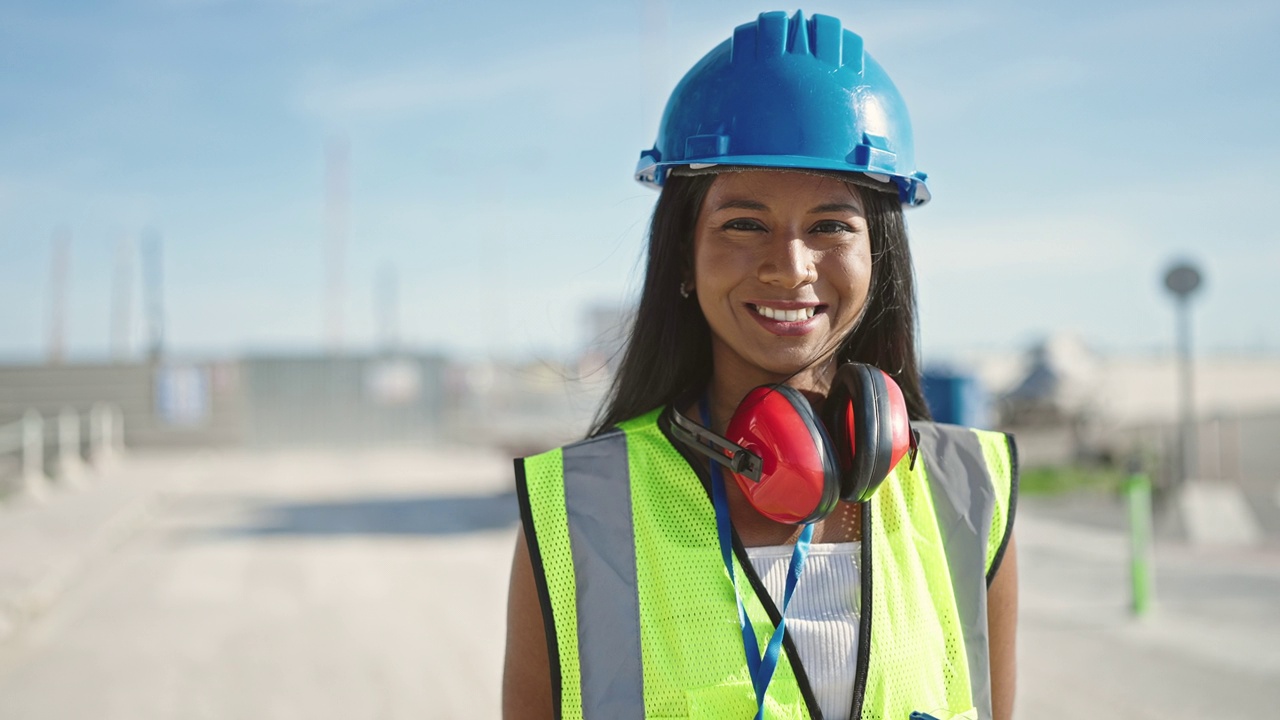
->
xmin=922 ymin=368 xmax=991 ymax=428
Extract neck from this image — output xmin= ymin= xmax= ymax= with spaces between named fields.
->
xmin=704 ymin=356 xmax=839 ymax=433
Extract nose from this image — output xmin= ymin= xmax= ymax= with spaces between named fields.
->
xmin=758 ymin=236 xmax=817 ymax=288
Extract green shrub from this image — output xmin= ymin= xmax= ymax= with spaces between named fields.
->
xmin=1019 ymin=466 xmax=1127 ymax=496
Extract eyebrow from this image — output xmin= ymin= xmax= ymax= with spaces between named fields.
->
xmin=809 ymin=202 xmax=863 ymax=214
xmin=710 ymin=199 xmax=864 ymax=214
xmin=712 ymin=199 xmax=770 ymax=212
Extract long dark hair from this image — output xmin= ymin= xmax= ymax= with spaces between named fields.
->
xmin=590 ymin=172 xmax=931 ymax=435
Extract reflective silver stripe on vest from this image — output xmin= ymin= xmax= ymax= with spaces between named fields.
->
xmin=562 ymin=430 xmax=645 ymax=719
xmin=915 ymin=423 xmax=997 ymax=720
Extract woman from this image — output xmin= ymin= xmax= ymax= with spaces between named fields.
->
xmin=505 ymin=10 xmax=1017 ymax=720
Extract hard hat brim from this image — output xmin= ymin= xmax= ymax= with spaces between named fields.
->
xmin=636 ymin=157 xmax=931 ymax=207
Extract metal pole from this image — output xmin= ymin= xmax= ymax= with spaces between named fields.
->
xmin=47 ymin=227 xmax=71 ymax=364
xmin=1164 ymin=261 xmax=1202 ymax=488
xmin=325 ymin=138 xmax=349 ymax=354
xmin=111 ymin=233 xmax=134 ymax=361
xmin=142 ymin=230 xmax=165 ymax=363
xmin=1176 ymin=295 xmax=1196 ymax=484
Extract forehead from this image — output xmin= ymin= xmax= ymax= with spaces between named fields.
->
xmin=703 ymin=169 xmax=864 ymax=210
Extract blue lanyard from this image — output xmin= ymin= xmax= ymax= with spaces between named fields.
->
xmin=701 ymin=397 xmax=814 ymax=720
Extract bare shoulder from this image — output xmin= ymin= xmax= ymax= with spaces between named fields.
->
xmin=503 ymin=530 xmax=554 ymax=720
xmin=987 ymin=531 xmax=1018 ymax=720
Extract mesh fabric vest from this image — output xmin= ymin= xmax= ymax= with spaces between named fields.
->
xmin=516 ymin=408 xmax=1015 ymax=720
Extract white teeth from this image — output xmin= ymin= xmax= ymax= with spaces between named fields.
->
xmin=755 ymin=305 xmax=816 ymax=321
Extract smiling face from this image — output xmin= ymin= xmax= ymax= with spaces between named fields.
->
xmin=691 ymin=170 xmax=873 ymax=395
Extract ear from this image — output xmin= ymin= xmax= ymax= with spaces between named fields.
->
xmin=679 ymin=263 xmax=695 ymax=295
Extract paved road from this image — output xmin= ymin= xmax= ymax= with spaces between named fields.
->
xmin=0 ymin=449 xmax=518 ymax=720
xmin=1017 ymin=502 xmax=1280 ymax=718
xmin=0 ymin=449 xmax=1276 ymax=719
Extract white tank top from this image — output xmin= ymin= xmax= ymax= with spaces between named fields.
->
xmin=745 ymin=541 xmax=861 ymax=720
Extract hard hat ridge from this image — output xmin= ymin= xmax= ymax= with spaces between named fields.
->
xmin=730 ymin=10 xmax=854 ymax=71
xmin=636 ymin=9 xmax=931 ymax=206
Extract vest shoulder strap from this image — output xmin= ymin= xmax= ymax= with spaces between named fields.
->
xmin=913 ymin=423 xmax=1017 ymax=582
xmin=519 ymin=426 xmax=645 ymax=720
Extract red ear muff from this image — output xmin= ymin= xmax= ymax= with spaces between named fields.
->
xmin=667 ymin=366 xmax=912 ymax=524
xmin=724 ymin=385 xmax=841 ymax=525
xmin=823 ymin=363 xmax=915 ymax=502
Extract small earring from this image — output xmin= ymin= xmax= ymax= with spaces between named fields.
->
xmin=679 ymin=282 xmax=692 ymax=299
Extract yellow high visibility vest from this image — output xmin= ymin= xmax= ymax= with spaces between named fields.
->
xmin=517 ymin=407 xmax=1016 ymax=720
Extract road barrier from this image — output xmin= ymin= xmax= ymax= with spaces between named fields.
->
xmin=0 ymin=404 xmax=124 ymax=501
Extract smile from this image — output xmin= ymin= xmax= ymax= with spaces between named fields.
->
xmin=748 ymin=304 xmax=824 ymax=322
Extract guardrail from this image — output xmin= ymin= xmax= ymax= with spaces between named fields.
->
xmin=0 ymin=404 xmax=125 ymax=500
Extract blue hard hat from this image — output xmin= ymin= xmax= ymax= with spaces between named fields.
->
xmin=636 ymin=10 xmax=930 ymax=206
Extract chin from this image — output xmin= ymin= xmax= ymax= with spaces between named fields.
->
xmin=712 ymin=334 xmax=841 ymax=385
xmin=749 ymin=348 xmax=832 ymax=379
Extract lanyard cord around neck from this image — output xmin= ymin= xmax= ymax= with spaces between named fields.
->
xmin=700 ymin=396 xmax=814 ymax=720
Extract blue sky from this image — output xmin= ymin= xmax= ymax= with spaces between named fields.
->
xmin=1 ymin=0 xmax=1277 ymax=365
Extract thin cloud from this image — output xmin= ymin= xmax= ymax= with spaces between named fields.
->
xmin=140 ymin=0 xmax=407 ymax=9
xmin=912 ymin=211 xmax=1150 ymax=275
xmin=1085 ymin=0 xmax=1280 ymax=44
xmin=295 ymin=33 xmax=640 ymax=127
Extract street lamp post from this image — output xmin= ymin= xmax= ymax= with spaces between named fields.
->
xmin=1163 ymin=261 xmax=1203 ymax=487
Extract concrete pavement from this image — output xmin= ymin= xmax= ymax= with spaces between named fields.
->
xmin=0 ymin=447 xmax=518 ymax=720
xmin=0 ymin=452 xmax=203 ymax=644
xmin=0 ymin=449 xmax=1276 ymax=719
xmin=1017 ymin=501 xmax=1280 ymax=718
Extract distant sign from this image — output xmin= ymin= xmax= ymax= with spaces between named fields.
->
xmin=155 ymin=364 xmax=211 ymax=426
xmin=1164 ymin=262 xmax=1203 ymax=298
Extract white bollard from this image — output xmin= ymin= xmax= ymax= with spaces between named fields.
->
xmin=89 ymin=403 xmax=115 ymax=468
xmin=21 ymin=409 xmax=48 ymax=499
xmin=57 ymin=407 xmax=85 ymax=486
xmin=112 ymin=404 xmax=126 ymax=454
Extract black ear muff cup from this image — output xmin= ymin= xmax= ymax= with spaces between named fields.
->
xmin=859 ymin=366 xmax=896 ymax=501
xmin=824 ymin=363 xmax=897 ymax=502
xmin=767 ymin=384 xmax=843 ymax=523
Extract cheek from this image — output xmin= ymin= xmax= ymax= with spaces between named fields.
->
xmin=834 ymin=245 xmax=872 ymax=290
xmin=853 ymin=254 xmax=873 ymax=298
xmin=691 ymin=240 xmax=712 ymax=287
xmin=693 ymin=238 xmax=750 ymax=293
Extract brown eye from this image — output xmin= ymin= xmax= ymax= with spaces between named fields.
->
xmin=723 ymin=218 xmax=766 ymax=232
xmin=811 ymin=220 xmax=853 ymax=234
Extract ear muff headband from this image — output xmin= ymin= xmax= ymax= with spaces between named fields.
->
xmin=668 ymin=404 xmax=764 ymax=481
